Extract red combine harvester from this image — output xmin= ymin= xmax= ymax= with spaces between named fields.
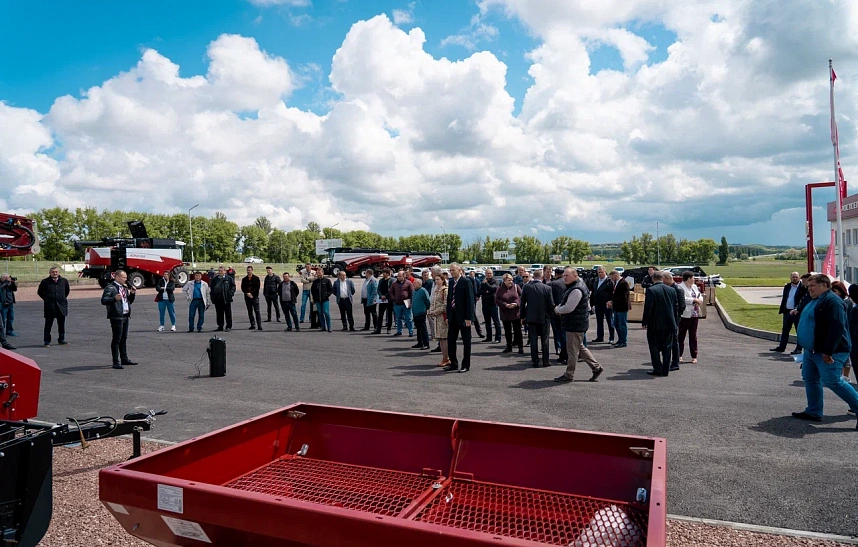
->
xmin=76 ymin=220 xmax=189 ymax=289
xmin=100 ymin=403 xmax=667 ymax=547
xmin=409 ymin=251 xmax=443 ymax=268
xmin=320 ymin=247 xmax=390 ymax=277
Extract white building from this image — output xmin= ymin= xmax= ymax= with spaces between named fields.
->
xmin=827 ymin=194 xmax=858 ymax=281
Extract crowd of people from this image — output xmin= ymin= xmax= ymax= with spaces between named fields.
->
xmin=10 ymin=261 xmax=857 ymax=428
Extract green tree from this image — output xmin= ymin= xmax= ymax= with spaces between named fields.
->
xmin=719 ymin=236 xmax=729 ymax=265
xmin=305 ymin=221 xmax=320 ymax=234
xmin=255 ymin=216 xmax=273 ymax=235
xmin=619 ymin=242 xmax=632 ymax=263
xmin=266 ymin=229 xmax=289 ymax=263
xmin=512 ymin=236 xmax=543 ymax=263
xmin=568 ymin=239 xmax=591 ymax=264
xmin=33 ymin=207 xmax=76 ymax=261
xmin=207 ymin=212 xmax=238 ymax=263
xmin=237 ymin=225 xmax=268 ymax=258
xmin=695 ymin=238 xmax=718 ymax=263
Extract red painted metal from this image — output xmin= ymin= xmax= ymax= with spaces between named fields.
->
xmin=807 ymin=181 xmax=837 ymax=274
xmin=0 ymin=349 xmax=41 ymax=421
xmin=99 ymin=404 xmax=667 ymax=547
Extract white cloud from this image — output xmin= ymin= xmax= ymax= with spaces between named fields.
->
xmin=392 ymin=8 xmax=413 ymax=26
xmin=3 ymin=4 xmax=858 ymax=244
xmin=441 ymin=13 xmax=499 ymax=51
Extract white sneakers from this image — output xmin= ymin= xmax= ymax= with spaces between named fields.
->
xmin=158 ymin=326 xmax=164 ymax=332
xmin=158 ymin=325 xmax=177 ymax=332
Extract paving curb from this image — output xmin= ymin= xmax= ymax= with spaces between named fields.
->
xmin=668 ymin=514 xmax=858 ymax=544
xmin=713 ymin=297 xmax=796 ymax=344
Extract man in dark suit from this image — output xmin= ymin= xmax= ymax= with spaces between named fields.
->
xmin=444 ymin=263 xmax=475 ymax=372
xmin=641 ymin=271 xmax=677 ymax=377
xmin=520 ymin=269 xmax=555 ymax=367
xmin=590 ymin=266 xmax=615 ymax=343
xmin=608 ymin=269 xmax=630 ymax=348
xmin=771 ymin=271 xmax=808 ymax=355
xmin=332 ymin=271 xmax=356 ymax=331
xmin=101 ymin=269 xmax=137 ymax=369
xmin=549 ymin=268 xmax=569 ymax=362
xmin=37 ymin=266 xmax=70 ymax=347
xmin=662 ymin=271 xmax=686 ymax=371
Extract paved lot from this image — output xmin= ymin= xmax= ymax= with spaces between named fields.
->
xmin=732 ymin=286 xmax=783 ymax=305
xmin=7 ymin=286 xmax=858 ymax=537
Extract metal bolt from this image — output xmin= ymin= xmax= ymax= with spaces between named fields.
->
xmin=297 ymin=444 xmax=309 ymax=456
xmin=432 ymin=483 xmax=442 ymax=489
xmin=636 ymin=487 xmax=648 ymax=503
xmin=0 ymin=452 xmax=4 ymax=458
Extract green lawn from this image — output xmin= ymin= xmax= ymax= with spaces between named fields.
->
xmin=716 ymin=286 xmax=782 ymax=333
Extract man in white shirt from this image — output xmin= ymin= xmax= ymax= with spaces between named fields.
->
xmin=333 ymin=271 xmax=356 ymax=331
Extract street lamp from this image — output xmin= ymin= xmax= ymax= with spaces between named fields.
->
xmin=440 ymin=224 xmax=448 ymax=264
xmin=188 ymin=204 xmax=199 ymax=267
xmin=324 ymin=223 xmax=340 ymax=240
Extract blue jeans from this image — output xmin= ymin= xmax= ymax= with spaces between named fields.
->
xmin=300 ymin=291 xmax=311 ymax=321
xmin=0 ymin=305 xmax=12 ymax=334
xmin=550 ymin=315 xmax=567 ymax=360
xmin=801 ymin=351 xmax=858 ymax=417
xmin=393 ymin=304 xmax=414 ymax=335
xmin=282 ymin=301 xmax=299 ymax=328
xmin=318 ymin=300 xmax=332 ymax=331
xmin=158 ymin=300 xmax=176 ymax=327
xmin=613 ymin=311 xmax=628 ymax=344
xmin=189 ymin=299 xmax=206 ymax=331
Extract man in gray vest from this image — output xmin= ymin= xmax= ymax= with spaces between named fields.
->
xmin=554 ymin=267 xmax=604 ymax=383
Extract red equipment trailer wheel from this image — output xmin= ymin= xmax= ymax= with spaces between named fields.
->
xmin=171 ymin=266 xmax=189 ymax=287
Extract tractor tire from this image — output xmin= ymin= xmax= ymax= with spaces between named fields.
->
xmin=98 ymin=277 xmax=109 ymax=289
xmin=331 ymin=263 xmax=347 ymax=277
xmin=358 ymin=266 xmax=373 ymax=278
xmin=172 ymin=266 xmax=189 ymax=287
xmin=128 ymin=271 xmax=146 ymax=290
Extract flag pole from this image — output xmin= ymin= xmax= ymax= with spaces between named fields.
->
xmin=831 ymin=59 xmax=845 ymax=279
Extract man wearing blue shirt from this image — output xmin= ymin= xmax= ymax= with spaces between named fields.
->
xmin=182 ymin=271 xmax=211 ymax=333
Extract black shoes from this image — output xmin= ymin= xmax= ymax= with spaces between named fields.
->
xmin=225 ymin=328 xmax=231 ymax=332
xmin=249 ymin=325 xmax=256 ymax=330
xmin=286 ymin=327 xmax=292 ymax=331
xmin=265 ymin=319 xmax=272 ymax=322
xmin=431 ymin=346 xmax=441 ymax=352
xmin=458 ymin=368 xmax=469 ymax=373
xmin=392 ymin=332 xmax=402 ymax=337
xmin=589 ymin=367 xmax=604 ymax=382
xmin=412 ymin=343 xmax=423 ymax=349
xmin=518 ymin=347 xmax=524 ymax=354
xmin=442 ymin=364 xmax=458 ymax=372
xmin=502 ymin=347 xmax=512 ymax=353
xmin=342 ymin=327 xmax=349 ymax=331
xmin=112 ymin=363 xmax=123 ymax=369
xmin=58 ymin=340 xmax=68 ymax=345
xmin=122 ymin=360 xmax=139 ymax=366
xmin=790 ymin=349 xmax=803 ymax=355
xmin=2 ymin=343 xmax=16 ymax=350
xmin=770 ymin=347 xmax=785 ymax=352
xmin=554 ymin=375 xmax=572 ymax=383
xmin=215 ymin=327 xmax=224 ymax=332
xmin=592 ymin=338 xmax=604 ymax=343
xmin=188 ymin=329 xmax=194 ymax=333
xmin=791 ymin=411 xmax=822 ymax=422
xmin=483 ymin=337 xmax=492 ymax=343
xmin=612 ymin=343 xmax=627 ymax=348
xmin=349 ymin=327 xmax=356 ymax=332
xmin=647 ymin=371 xmax=666 ymax=377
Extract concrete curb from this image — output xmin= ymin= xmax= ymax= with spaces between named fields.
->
xmin=713 ymin=297 xmax=796 ymax=344
xmin=668 ymin=514 xmax=858 ymax=544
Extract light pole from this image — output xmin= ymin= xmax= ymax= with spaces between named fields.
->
xmin=188 ymin=204 xmax=199 ymax=266
xmin=440 ymin=224 xmax=448 ymax=264
xmin=324 ymin=223 xmax=340 ymax=240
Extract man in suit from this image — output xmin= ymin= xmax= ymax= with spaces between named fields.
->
xmin=333 ymin=271 xmax=356 ymax=331
xmin=520 ymin=269 xmax=555 ymax=367
xmin=607 ymin=270 xmax=630 ymax=348
xmin=210 ymin=266 xmax=236 ymax=332
xmin=361 ymin=268 xmax=378 ymax=331
xmin=590 ymin=266 xmax=615 ymax=343
xmin=771 ymin=272 xmax=808 ymax=355
xmin=279 ymin=272 xmax=300 ymax=331
xmin=641 ymin=271 xmax=677 ymax=377
xmin=241 ymin=266 xmax=263 ymax=330
xmin=662 ymin=271 xmax=686 ymax=371
xmin=548 ymin=268 xmax=568 ymax=362
xmin=37 ymin=266 xmax=71 ymax=347
xmin=101 ymin=270 xmax=137 ymax=369
xmin=444 ymin=263 xmax=475 ymax=373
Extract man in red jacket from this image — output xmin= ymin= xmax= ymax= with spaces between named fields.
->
xmin=389 ymin=270 xmax=414 ymax=337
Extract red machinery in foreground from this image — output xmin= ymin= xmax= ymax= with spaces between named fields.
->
xmin=100 ymin=403 xmax=666 ymax=547
xmin=0 ymin=214 xmax=38 ymax=257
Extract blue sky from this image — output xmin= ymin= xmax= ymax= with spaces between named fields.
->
xmin=0 ymin=0 xmax=676 ymax=116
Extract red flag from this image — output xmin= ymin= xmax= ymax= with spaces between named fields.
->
xmin=823 ymin=230 xmax=836 ymax=278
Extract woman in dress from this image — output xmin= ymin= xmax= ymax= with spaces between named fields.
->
xmin=428 ymin=275 xmax=449 ymax=366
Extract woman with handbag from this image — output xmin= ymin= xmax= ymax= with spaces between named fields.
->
xmin=155 ymin=270 xmax=176 ymax=332
xmin=428 ymin=274 xmax=450 ymax=367
xmin=678 ymin=272 xmax=704 ymax=363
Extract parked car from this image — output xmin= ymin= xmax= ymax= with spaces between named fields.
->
xmin=244 ymin=256 xmax=264 ymax=264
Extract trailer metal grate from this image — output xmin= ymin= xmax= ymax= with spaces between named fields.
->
xmin=224 ymin=457 xmax=437 ymax=517
xmin=414 ymin=480 xmax=648 ymax=546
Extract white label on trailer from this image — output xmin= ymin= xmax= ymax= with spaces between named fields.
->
xmin=106 ymin=502 xmax=129 ymax=515
xmin=162 ymin=516 xmax=212 ymax=543
xmin=157 ymin=484 xmax=184 ymax=514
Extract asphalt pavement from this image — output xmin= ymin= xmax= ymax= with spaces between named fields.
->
xmin=8 ymin=286 xmax=858 ymax=537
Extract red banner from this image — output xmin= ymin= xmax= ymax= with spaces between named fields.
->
xmin=823 ymin=229 xmax=837 ymax=278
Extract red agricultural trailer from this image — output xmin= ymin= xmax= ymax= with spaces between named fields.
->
xmin=99 ymin=403 xmax=667 ymax=547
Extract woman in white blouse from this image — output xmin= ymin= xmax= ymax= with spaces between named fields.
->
xmin=678 ymin=272 xmax=704 ymax=363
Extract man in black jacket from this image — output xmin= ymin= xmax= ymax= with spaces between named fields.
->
xmin=37 ymin=266 xmax=70 ymax=347
xmin=662 ymin=271 xmax=686 ymax=371
xmin=373 ymin=269 xmax=394 ymax=334
xmin=101 ymin=270 xmax=137 ymax=369
xmin=263 ymin=266 xmax=282 ymax=323
xmin=311 ymin=268 xmax=334 ymax=332
xmin=791 ymin=274 xmax=858 ymax=429
xmin=279 ymin=272 xmax=300 ymax=331
xmin=210 ymin=266 xmax=236 ymax=331
xmin=608 ymin=270 xmax=630 ymax=348
xmin=641 ymin=271 xmax=677 ymax=377
xmin=468 ymin=271 xmax=484 ymax=339
xmin=478 ymin=269 xmax=502 ymax=343
xmin=444 ymin=264 xmax=475 ymax=372
xmin=241 ymin=266 xmax=263 ymax=330
xmin=549 ymin=268 xmax=568 ymax=362
xmin=590 ymin=266 xmax=615 ymax=343
xmin=771 ymin=272 xmax=808 ymax=355
xmin=0 ymin=273 xmax=17 ymax=337
xmin=520 ymin=270 xmax=555 ymax=367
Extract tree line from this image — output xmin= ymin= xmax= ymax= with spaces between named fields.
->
xmin=27 ymin=207 xmax=720 ymax=265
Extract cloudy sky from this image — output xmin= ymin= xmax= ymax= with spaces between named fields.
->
xmin=1 ymin=0 xmax=856 ymax=245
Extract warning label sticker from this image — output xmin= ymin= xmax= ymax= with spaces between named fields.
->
xmin=157 ymin=484 xmax=184 ymax=514
xmin=162 ymin=516 xmax=212 ymax=543
xmin=106 ymin=502 xmax=129 ymax=515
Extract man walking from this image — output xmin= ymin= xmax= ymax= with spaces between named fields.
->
xmin=242 ymin=265 xmax=263 ymax=330
xmin=791 ymin=274 xmax=858 ymax=430
xmin=554 ymin=268 xmax=604 ymax=383
xmin=263 ymin=266 xmax=282 ymax=323
xmin=641 ymin=271 xmax=677 ymax=377
xmin=182 ymin=271 xmax=211 ymax=332
xmin=608 ymin=270 xmax=630 ymax=348
xmin=662 ymin=271 xmax=686 ymax=371
xmin=591 ymin=266 xmax=615 ymax=344
xmin=478 ymin=269 xmax=502 ymax=343
xmin=299 ymin=263 xmax=314 ymax=323
xmin=361 ymin=269 xmax=378 ymax=331
xmin=0 ymin=273 xmax=17 ymax=337
xmin=37 ymin=266 xmax=70 ymax=347
xmin=101 ymin=270 xmax=137 ymax=369
xmin=520 ymin=269 xmax=554 ymax=368
xmin=772 ymin=272 xmax=808 ymax=355
xmin=389 ymin=270 xmax=414 ymax=337
xmin=333 ymin=271 xmax=356 ymax=331
xmin=279 ymin=272 xmax=300 ymax=331
xmin=444 ymin=263 xmax=474 ymax=372
xmin=210 ymin=266 xmax=235 ymax=332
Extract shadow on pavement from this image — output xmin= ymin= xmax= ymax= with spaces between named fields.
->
xmin=53 ymin=364 xmax=119 ymax=374
xmin=750 ymin=415 xmax=856 ymax=439
xmin=607 ymin=368 xmax=655 ymax=381
xmin=509 ymin=379 xmax=567 ymax=390
xmin=485 ymin=361 xmax=537 ymax=371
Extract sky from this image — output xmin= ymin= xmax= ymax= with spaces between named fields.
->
xmin=1 ymin=0 xmax=856 ymax=246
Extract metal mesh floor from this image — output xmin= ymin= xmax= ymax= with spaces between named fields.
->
xmin=414 ymin=480 xmax=648 ymax=546
xmin=224 ymin=457 xmax=437 ymax=517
